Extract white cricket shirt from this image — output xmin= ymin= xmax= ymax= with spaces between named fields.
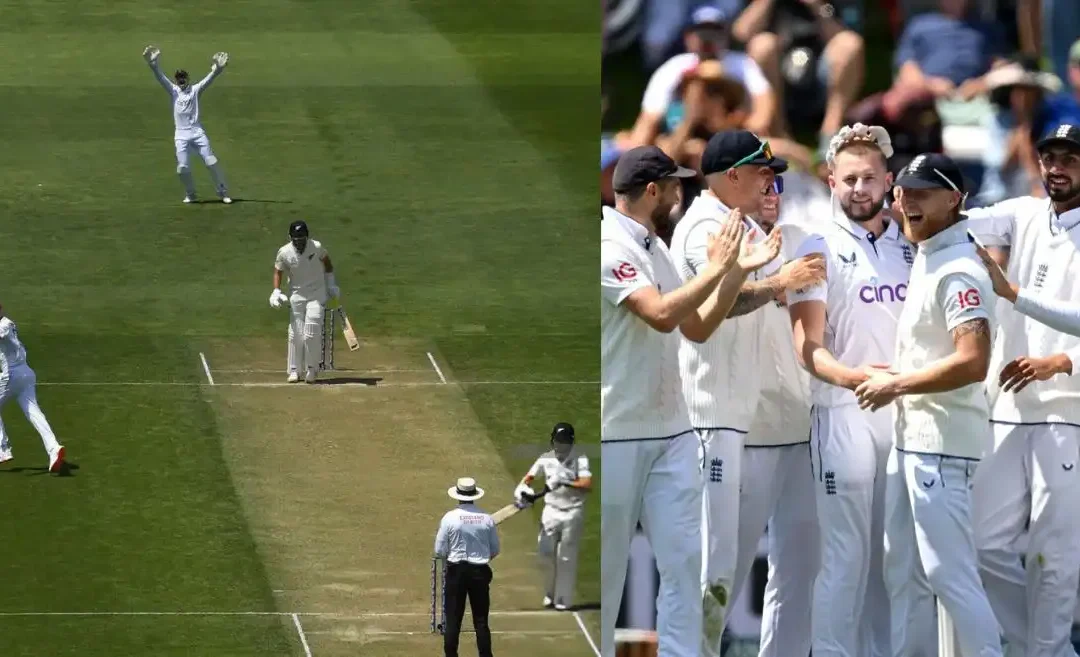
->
xmin=433 ymin=503 xmax=500 ymax=565
xmin=641 ymin=52 xmax=771 ymax=117
xmin=275 ymin=240 xmax=330 ymax=302
xmin=967 ymin=198 xmax=1080 ymax=425
xmin=787 ymin=207 xmax=914 ymax=407
xmin=894 ymin=221 xmax=997 ymax=460
xmin=748 ymin=217 xmax=813 ymax=446
xmin=152 ymin=65 xmax=223 ymax=139
xmin=601 ymin=206 xmax=693 ymax=441
xmin=526 ymin=449 xmax=591 ymax=511
xmin=1014 ymin=288 xmax=1080 ymax=337
xmin=671 ymin=192 xmax=769 ymax=431
xmin=0 ymin=317 xmax=28 ymax=377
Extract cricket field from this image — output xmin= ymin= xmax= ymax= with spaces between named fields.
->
xmin=0 ymin=1 xmax=598 ymax=655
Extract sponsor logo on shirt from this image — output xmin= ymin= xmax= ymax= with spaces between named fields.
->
xmin=838 ymin=251 xmax=857 ymax=268
xmin=612 ymin=262 xmax=638 ymax=282
xmin=859 ymin=282 xmax=908 ymax=303
xmin=957 ymin=288 xmax=981 ymax=309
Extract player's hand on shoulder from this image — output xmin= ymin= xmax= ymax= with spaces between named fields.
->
xmin=706 ymin=209 xmax=745 ymax=272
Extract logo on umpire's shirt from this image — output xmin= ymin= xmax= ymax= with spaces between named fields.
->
xmin=823 ymin=471 xmax=836 ymax=495
xmin=709 ymin=458 xmax=723 ymax=484
xmin=1034 ymin=264 xmax=1048 ymax=289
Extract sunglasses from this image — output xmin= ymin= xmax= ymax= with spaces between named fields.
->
xmin=730 ymin=140 xmax=773 ymax=170
xmin=772 ymin=175 xmax=784 ymax=195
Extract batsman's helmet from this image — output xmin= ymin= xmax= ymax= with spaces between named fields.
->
xmin=289 ymin=220 xmax=309 ymax=239
xmin=551 ymin=422 xmax=575 ymax=444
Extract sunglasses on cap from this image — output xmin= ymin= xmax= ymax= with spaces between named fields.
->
xmin=731 ymin=140 xmax=773 ymax=169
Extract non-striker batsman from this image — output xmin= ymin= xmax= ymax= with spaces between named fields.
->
xmin=270 ymin=220 xmax=339 ymax=383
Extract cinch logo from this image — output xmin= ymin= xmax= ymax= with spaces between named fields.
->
xmin=859 ymin=283 xmax=907 ymax=303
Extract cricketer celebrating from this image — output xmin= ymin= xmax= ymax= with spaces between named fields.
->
xmin=270 ymin=220 xmax=339 ymax=384
xmin=668 ymin=130 xmax=814 ymax=655
xmin=514 ymin=422 xmax=591 ymax=611
xmin=143 ymin=45 xmax=231 ymax=204
xmin=964 ymin=124 xmax=1080 ymax=657
xmin=856 ymin=154 xmax=1002 ymax=657
xmin=787 ymin=124 xmax=908 ymax=657
xmin=0 ymin=304 xmax=66 ymax=472
xmin=601 ymin=145 xmax=743 ymax=657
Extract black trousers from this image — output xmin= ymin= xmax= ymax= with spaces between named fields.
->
xmin=443 ymin=561 xmax=493 ymax=657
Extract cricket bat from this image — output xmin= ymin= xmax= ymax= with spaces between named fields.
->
xmin=339 ymin=306 xmax=360 ymax=351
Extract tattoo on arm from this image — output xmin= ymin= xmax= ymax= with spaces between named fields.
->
xmin=728 ymin=274 xmax=785 ymax=317
xmin=951 ymin=318 xmax=991 ymax=345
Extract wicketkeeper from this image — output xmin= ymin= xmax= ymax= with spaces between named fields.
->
xmin=514 ymin=422 xmax=592 ymax=611
xmin=269 ymin=220 xmax=339 ymax=383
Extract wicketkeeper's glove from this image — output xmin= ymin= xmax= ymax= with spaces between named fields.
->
xmin=212 ymin=52 xmax=229 ymax=68
xmin=143 ymin=46 xmax=160 ymax=64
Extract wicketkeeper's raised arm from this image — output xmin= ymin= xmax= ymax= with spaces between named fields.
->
xmin=142 ymin=45 xmax=174 ymax=93
xmin=195 ymin=52 xmax=229 ymax=94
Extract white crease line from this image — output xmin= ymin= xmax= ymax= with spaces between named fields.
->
xmin=199 ymin=352 xmax=215 ymax=386
xmin=426 ymin=352 xmax=448 ymax=384
xmin=35 ymin=381 xmax=596 ymax=388
xmin=292 ymin=613 xmax=313 ymax=657
xmin=212 ymin=368 xmax=432 ymax=374
xmin=574 ymin=611 xmax=601 ymax=657
xmin=307 ymin=630 xmax=581 ymax=636
xmin=0 ymin=610 xmax=565 ymax=618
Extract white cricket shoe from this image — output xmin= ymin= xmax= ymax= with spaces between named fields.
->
xmin=183 ymin=195 xmax=196 ymax=204
xmin=542 ymin=596 xmax=554 ymax=609
xmin=286 ymin=371 xmax=299 ymax=383
xmin=554 ymin=602 xmax=568 ymax=612
xmin=0 ymin=448 xmax=13 ymax=464
xmin=221 ymin=196 xmax=233 ymax=204
xmin=305 ymin=368 xmax=317 ymax=384
xmin=48 ymin=445 xmax=65 ymax=473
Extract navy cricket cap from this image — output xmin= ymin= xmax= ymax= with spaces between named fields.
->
xmin=1036 ymin=123 xmax=1080 ymax=152
xmin=289 ymin=220 xmax=309 ymax=238
xmin=700 ymin=130 xmax=788 ymax=176
xmin=551 ymin=422 xmax=575 ymax=443
xmin=894 ymin=153 xmax=965 ymax=193
xmin=612 ymin=146 xmax=697 ymax=193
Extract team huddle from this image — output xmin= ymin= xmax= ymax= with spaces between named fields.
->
xmin=601 ymin=121 xmax=1080 ymax=657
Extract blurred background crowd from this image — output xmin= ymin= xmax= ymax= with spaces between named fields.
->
xmin=602 ymin=0 xmax=1080 ymax=223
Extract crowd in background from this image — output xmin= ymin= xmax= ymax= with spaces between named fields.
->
xmin=602 ymin=0 xmax=1080 ymax=220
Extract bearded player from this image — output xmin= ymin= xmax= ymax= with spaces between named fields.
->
xmin=514 ymin=422 xmax=592 ymax=611
xmin=143 ymin=45 xmax=232 ymax=204
xmin=788 ymin=124 xmax=910 ymax=657
xmin=269 ymin=221 xmax=339 ymax=384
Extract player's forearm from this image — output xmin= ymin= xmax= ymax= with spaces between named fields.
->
xmin=653 ymin=263 xmax=727 ymax=331
xmin=1013 ymin=288 xmax=1080 ymax=337
xmin=732 ymin=0 xmax=775 ymax=43
xmin=727 ymin=274 xmax=784 ymax=318
xmin=681 ymin=267 xmax=749 ymax=342
xmin=801 ymin=342 xmax=866 ymax=390
xmin=893 ymin=352 xmax=990 ymax=395
xmin=568 ymin=476 xmax=592 ymax=490
xmin=273 ymin=270 xmax=283 ymax=290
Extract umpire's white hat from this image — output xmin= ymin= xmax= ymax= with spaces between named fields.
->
xmin=448 ymin=477 xmax=485 ymax=501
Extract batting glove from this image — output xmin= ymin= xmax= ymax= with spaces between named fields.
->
xmin=514 ymin=483 xmax=535 ymax=503
xmin=212 ymin=52 xmax=229 ymax=68
xmin=269 ymin=289 xmax=288 ymax=309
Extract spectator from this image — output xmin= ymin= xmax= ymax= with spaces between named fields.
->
xmin=1040 ymin=0 xmax=1080 ymax=86
xmin=623 ymin=5 xmax=778 ymax=148
xmin=640 ymin=0 xmax=744 ymax=71
xmin=1039 ymin=39 xmax=1080 ymax=129
xmin=974 ymin=57 xmax=1063 ymax=205
xmin=731 ymin=0 xmax=866 ymax=153
xmin=655 ymin=60 xmax=751 ymax=169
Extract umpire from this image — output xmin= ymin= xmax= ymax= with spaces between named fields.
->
xmin=434 ymin=477 xmax=501 ymax=657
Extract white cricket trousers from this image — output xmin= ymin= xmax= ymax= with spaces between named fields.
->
xmin=287 ymin=296 xmax=325 ymax=374
xmin=174 ymin=130 xmax=227 ymax=197
xmin=809 ymin=404 xmax=892 ymax=657
xmin=0 ymin=364 xmax=61 ymax=455
xmin=699 ymin=428 xmax=746 ymax=600
xmin=973 ymin=422 xmax=1080 ymax=657
xmin=885 ymin=448 xmax=1003 ymax=657
xmin=724 ymin=443 xmax=819 ymax=657
xmin=601 ymin=432 xmax=702 ymax=657
xmin=537 ymin=503 xmax=585 ymax=608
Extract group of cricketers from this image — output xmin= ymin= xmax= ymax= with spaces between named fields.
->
xmin=601 ymin=119 xmax=1080 ymax=657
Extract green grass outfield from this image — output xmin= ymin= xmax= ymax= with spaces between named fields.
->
xmin=0 ymin=1 xmax=598 ymax=655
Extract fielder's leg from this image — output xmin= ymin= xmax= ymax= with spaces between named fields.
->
xmin=759 ymin=443 xmax=819 ymax=657
xmin=176 ymin=138 xmax=197 ymax=201
xmin=883 ymin=447 xmax=936 ymax=657
xmin=810 ymin=405 xmax=880 ymax=657
xmin=0 ymin=382 xmax=12 ymax=461
xmin=973 ymin=424 xmax=1032 ymax=654
xmin=287 ymin=297 xmax=304 ymax=381
xmin=302 ymin=301 xmax=324 ymax=383
xmin=600 ymin=440 xmax=651 ymax=657
xmin=12 ymin=366 xmax=63 ymax=470
xmin=865 ymin=416 xmax=894 ymax=657
xmin=195 ymin=133 xmax=230 ymax=201
xmin=905 ymin=452 xmax=1003 ymax=657
xmin=537 ymin=505 xmax=559 ymax=606
xmin=1025 ymin=424 xmax=1080 ymax=657
xmin=641 ymin=432 xmax=703 ymax=657
xmin=699 ymin=428 xmax=746 ymax=644
xmin=553 ymin=508 xmax=585 ymax=610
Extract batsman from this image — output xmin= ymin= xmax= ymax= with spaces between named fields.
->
xmin=269 ymin=220 xmax=339 ymax=383
xmin=514 ymin=422 xmax=592 ymax=611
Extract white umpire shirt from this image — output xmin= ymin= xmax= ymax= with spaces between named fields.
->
xmin=966 ymin=197 xmax=1080 ymax=425
xmin=434 ymin=504 xmax=500 ymax=565
xmin=526 ymin=449 xmax=591 ymax=512
xmin=670 ymin=191 xmax=769 ymax=432
xmin=275 ymin=240 xmax=329 ymax=302
xmin=894 ymin=221 xmax=997 ymax=460
xmin=787 ymin=209 xmax=914 ymax=407
xmin=601 ymin=206 xmax=693 ymax=441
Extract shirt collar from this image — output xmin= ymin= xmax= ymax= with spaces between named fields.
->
xmin=1053 ymin=204 xmax=1080 ymax=233
xmin=603 ymin=205 xmax=656 ymax=252
xmin=918 ymin=218 xmax=971 ymax=255
xmin=829 ymin=208 xmax=900 ymax=242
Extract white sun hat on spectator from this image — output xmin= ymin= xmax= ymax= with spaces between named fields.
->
xmin=825 ymin=123 xmax=895 ymax=169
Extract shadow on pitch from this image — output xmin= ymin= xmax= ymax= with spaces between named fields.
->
xmin=0 ymin=461 xmax=80 ymax=477
xmin=314 ymin=376 xmax=382 ymax=386
xmin=188 ymin=198 xmax=293 ymax=205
